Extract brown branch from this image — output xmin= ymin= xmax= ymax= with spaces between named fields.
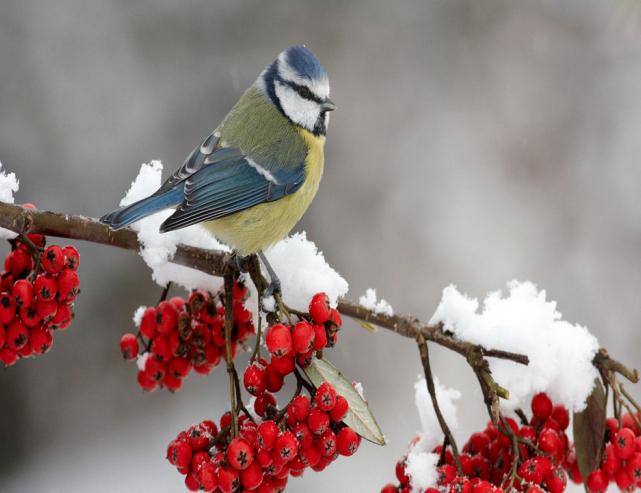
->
xmin=0 ymin=201 xmax=531 ymax=368
xmin=417 ymin=334 xmax=462 ymax=474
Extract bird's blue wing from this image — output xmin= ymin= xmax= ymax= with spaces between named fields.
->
xmin=159 ymin=147 xmax=305 ymax=232
xmin=159 ymin=131 xmax=221 ymax=191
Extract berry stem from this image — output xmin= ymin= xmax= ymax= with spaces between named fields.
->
xmin=499 ymin=414 xmax=522 ymax=490
xmin=416 ymin=334 xmax=463 ymax=475
xmin=158 ymin=282 xmax=172 ymax=303
xmin=223 ymin=265 xmax=239 ymax=438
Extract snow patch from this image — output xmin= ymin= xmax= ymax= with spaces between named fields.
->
xmin=0 ymin=161 xmax=20 ymax=239
xmin=132 ymin=306 xmax=147 ymax=327
xmin=406 ymin=376 xmax=461 ymax=491
xmin=262 ymin=232 xmax=348 ymax=311
xmin=359 ymin=288 xmax=394 ymax=316
xmin=119 ymin=161 xmax=229 ymax=292
xmin=429 ymin=280 xmax=599 ymax=412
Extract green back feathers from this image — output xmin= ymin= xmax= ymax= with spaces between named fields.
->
xmin=217 ymin=86 xmax=307 ymax=173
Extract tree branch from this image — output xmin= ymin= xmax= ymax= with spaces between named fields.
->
xmin=0 ymin=201 xmax=529 ymax=367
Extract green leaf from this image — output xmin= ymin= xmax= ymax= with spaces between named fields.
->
xmin=356 ymin=320 xmax=378 ymax=333
xmin=573 ymin=378 xmax=607 ymax=482
xmin=303 ymin=357 xmax=386 ymax=445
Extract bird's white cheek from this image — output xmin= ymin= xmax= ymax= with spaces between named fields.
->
xmin=275 ymin=82 xmax=320 ymax=132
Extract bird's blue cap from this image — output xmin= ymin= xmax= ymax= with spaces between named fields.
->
xmin=282 ymin=45 xmax=327 ymax=82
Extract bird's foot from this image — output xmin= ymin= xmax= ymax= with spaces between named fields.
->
xmin=262 ymin=277 xmax=281 ymax=300
xmin=233 ymin=254 xmax=250 ymax=274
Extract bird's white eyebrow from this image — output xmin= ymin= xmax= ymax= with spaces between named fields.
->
xmin=246 ymin=157 xmax=279 ymax=185
xmin=277 ymin=54 xmax=330 ymax=99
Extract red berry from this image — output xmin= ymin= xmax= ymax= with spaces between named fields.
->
xmin=8 ymin=249 xmax=33 ymax=277
xmin=198 ymin=461 xmax=218 ymax=491
xmin=12 ymin=279 xmax=34 ymax=307
xmin=309 ymin=292 xmax=331 ymax=324
xmin=167 ymin=439 xmax=192 ymax=468
xmin=626 ymin=452 xmax=641 ymax=482
xmin=233 ymin=301 xmax=252 ymax=324
xmin=602 ymin=443 xmax=621 ymax=476
xmin=396 ymin=458 xmax=410 ymax=485
xmin=20 ymin=304 xmax=40 ymax=327
xmin=136 ymin=370 xmax=157 ymax=391
xmin=531 ymin=392 xmax=553 ymax=419
xmin=449 ymin=477 xmax=471 ymax=493
xmin=330 ymin=395 xmax=349 ymax=422
xmin=312 ymin=323 xmax=328 ymax=351
xmin=62 ymin=245 xmax=80 ymax=270
xmin=586 ymin=469 xmax=608 ymax=493
xmin=0 ymin=347 xmax=18 ymax=366
xmin=289 ymin=395 xmax=311 ymax=422
xmin=622 ymin=412 xmax=641 ymax=435
xmin=381 ymin=485 xmax=397 ymax=493
xmin=266 ymin=323 xmax=293 ymax=357
xmin=319 ymin=430 xmax=337 ymax=457
xmin=292 ymin=320 xmax=314 ymax=353
xmin=551 ymin=405 xmax=570 ymax=430
xmin=307 ymin=408 xmax=330 ymax=435
xmin=274 ymin=431 xmax=298 ymax=462
xmin=240 ymin=461 xmax=263 ymax=490
xmin=6 ymin=320 xmax=28 ymax=350
xmin=336 ymin=426 xmax=360 ymax=456
xmin=257 ymin=420 xmax=279 ymax=451
xmin=614 ymin=428 xmax=636 ymax=459
xmin=314 ymin=382 xmax=337 ymax=412
xmin=42 ymin=245 xmax=64 ymax=274
xmin=293 ymin=421 xmax=313 ymax=449
xmin=544 ymin=466 xmax=567 ymax=493
xmin=34 ymin=274 xmax=57 ymax=301
xmin=36 ymin=299 xmax=57 ymax=321
xmin=50 ymin=302 xmax=72 ymax=329
xmin=243 ymin=362 xmax=267 ymax=396
xmin=300 ymin=445 xmax=321 ymax=467
xmin=269 ymin=355 xmax=295 ymax=376
xmin=228 ymin=437 xmax=254 ymax=470
xmin=156 ymin=301 xmax=178 ymax=334
xmin=168 ymin=357 xmax=191 ymax=378
xmin=265 ymin=364 xmax=284 ymax=393
xmin=538 ymin=428 xmax=560 ymax=456
xmin=615 ymin=468 xmax=635 ymax=491
xmin=145 ymin=357 xmax=166 ymax=381
xmin=217 ymin=466 xmax=239 ymax=493
xmin=0 ymin=292 xmax=16 ymax=324
xmin=184 ymin=474 xmax=199 ymax=492
xmin=254 ymin=393 xmax=276 ymax=417
xmin=139 ymin=307 xmax=157 ymax=338
xmin=57 ymin=269 xmax=80 ymax=301
xmin=119 ymin=333 xmax=139 ymax=360
xmin=151 ymin=334 xmax=172 ymax=361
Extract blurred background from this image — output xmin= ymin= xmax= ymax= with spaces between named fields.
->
xmin=1 ymin=0 xmax=640 ymax=491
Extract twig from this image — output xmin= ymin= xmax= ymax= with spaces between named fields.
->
xmin=515 ymin=408 xmax=529 ymax=426
xmin=417 ymin=334 xmax=462 ymax=475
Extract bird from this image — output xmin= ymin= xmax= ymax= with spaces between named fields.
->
xmin=100 ymin=45 xmax=335 ymax=296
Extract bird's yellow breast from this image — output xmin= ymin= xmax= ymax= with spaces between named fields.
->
xmin=202 ymin=129 xmax=325 ymax=255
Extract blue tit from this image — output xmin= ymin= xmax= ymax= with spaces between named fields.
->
xmin=100 ymin=45 xmax=335 ymax=293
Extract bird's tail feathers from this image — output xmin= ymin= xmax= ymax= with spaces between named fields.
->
xmin=100 ymin=187 xmax=183 ymax=230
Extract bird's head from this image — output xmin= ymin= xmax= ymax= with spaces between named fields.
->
xmin=260 ymin=45 xmax=335 ymax=136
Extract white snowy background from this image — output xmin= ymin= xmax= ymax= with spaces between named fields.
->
xmin=1 ymin=1 xmax=641 ymax=492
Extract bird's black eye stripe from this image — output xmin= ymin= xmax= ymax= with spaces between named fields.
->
xmin=288 ymin=81 xmax=323 ymax=104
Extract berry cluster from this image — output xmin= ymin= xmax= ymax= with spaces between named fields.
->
xmin=579 ymin=412 xmax=641 ymax=493
xmin=0 ymin=206 xmax=80 ymax=366
xmin=383 ymin=392 xmax=576 ymax=493
xmin=119 ymin=282 xmax=254 ymax=392
xmin=167 ymin=382 xmax=359 ymax=492
xmin=166 ymin=293 xmax=361 ymax=491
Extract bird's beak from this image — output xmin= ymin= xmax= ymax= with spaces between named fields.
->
xmin=321 ymin=98 xmax=337 ymax=112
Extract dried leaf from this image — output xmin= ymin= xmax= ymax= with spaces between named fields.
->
xmin=573 ymin=378 xmax=607 ymax=481
xmin=304 ymin=357 xmax=386 ymax=445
